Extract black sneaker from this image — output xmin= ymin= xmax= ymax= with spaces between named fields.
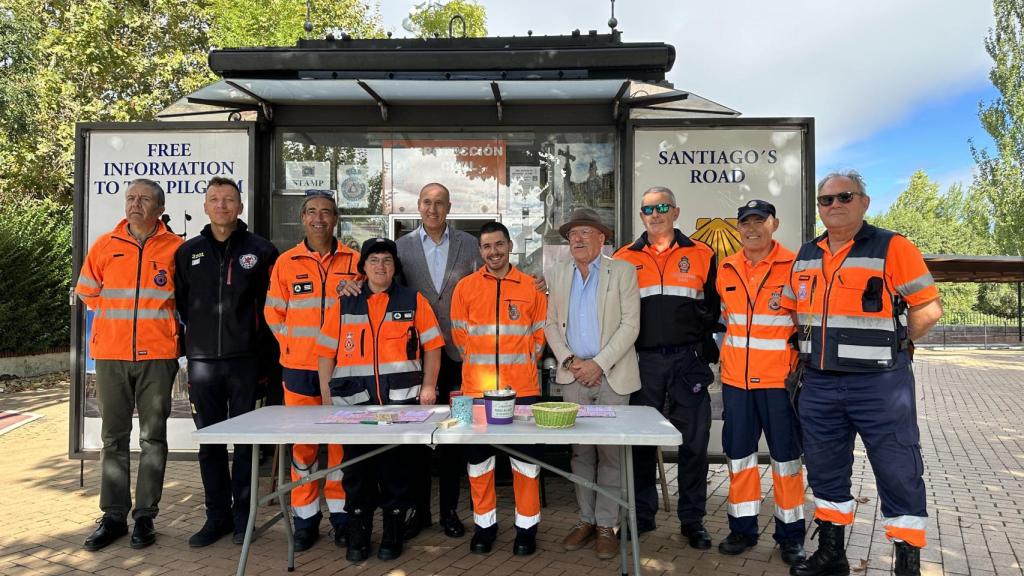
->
xmin=83 ymin=517 xmax=128 ymax=551
xmin=718 ymin=532 xmax=757 ymax=555
xmin=188 ymin=518 xmax=234 ymax=548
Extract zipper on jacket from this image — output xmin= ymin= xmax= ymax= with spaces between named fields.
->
xmin=819 ymin=255 xmax=846 ymax=370
xmin=723 ymin=259 xmax=774 ymax=389
xmin=370 ymin=299 xmax=385 ymax=405
xmin=216 ymin=238 xmax=232 ymax=357
xmin=745 ymin=265 xmax=772 ymax=390
xmin=494 ymin=278 xmax=502 ymax=390
xmin=131 ymin=241 xmax=144 ymax=361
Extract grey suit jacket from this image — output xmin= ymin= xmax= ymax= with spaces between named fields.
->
xmin=397 ymin=226 xmax=483 ymax=361
xmin=544 ymin=254 xmax=641 ymax=396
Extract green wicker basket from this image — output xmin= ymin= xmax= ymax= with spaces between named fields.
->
xmin=531 ymin=402 xmax=580 ymax=429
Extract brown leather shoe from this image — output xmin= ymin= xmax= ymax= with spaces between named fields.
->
xmin=562 ymin=521 xmax=596 ymax=551
xmin=595 ymin=526 xmax=619 ymax=559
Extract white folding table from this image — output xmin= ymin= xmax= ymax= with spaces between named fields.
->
xmin=191 ymin=404 xmax=681 ymax=576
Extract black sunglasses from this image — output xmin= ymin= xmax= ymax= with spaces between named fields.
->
xmin=816 ymin=191 xmax=862 ymax=207
xmin=640 ymin=203 xmax=674 ymax=215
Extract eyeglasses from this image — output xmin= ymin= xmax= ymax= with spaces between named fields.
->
xmin=365 ymin=256 xmax=395 ymax=267
xmin=816 ymin=191 xmax=862 ymax=207
xmin=567 ymin=227 xmax=597 ymax=240
xmin=640 ymin=203 xmax=674 ymax=215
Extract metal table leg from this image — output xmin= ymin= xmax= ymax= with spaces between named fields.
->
xmin=278 ymin=444 xmax=295 ymax=571
xmin=625 ymin=445 xmax=641 ymax=576
xmin=236 ymin=445 xmax=260 ymax=576
xmin=619 ymin=444 xmax=629 ymax=576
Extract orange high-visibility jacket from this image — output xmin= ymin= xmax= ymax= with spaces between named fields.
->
xmin=450 ymin=266 xmax=547 ymax=398
xmin=717 ymin=241 xmax=798 ymax=389
xmin=315 ymin=283 xmax=444 ymax=405
xmin=613 ymin=230 xmax=719 ymax=348
xmin=265 ymin=240 xmax=361 ymax=370
xmin=780 ymin=224 xmax=940 ymax=372
xmin=75 ymin=219 xmax=183 ymax=361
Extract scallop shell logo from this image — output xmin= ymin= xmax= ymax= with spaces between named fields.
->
xmin=692 ymin=217 xmax=742 ymax=262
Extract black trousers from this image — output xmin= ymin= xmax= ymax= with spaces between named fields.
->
xmin=187 ymin=357 xmax=259 ymax=526
xmin=631 ymin=346 xmax=713 ymax=525
xmin=343 ymin=444 xmax=413 ymax=513
xmin=411 ymin=353 xmax=465 ymax=516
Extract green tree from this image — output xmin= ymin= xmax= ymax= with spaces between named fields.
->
xmin=404 ymin=0 xmax=487 ymax=38
xmin=0 ymin=1 xmax=386 ymax=204
xmin=207 ymin=0 xmax=382 ymax=48
xmin=872 ymin=171 xmax=993 ymax=317
xmin=971 ymin=0 xmax=1024 ymax=257
xmin=0 ymin=195 xmax=73 ymax=353
xmin=0 ymin=0 xmax=212 ymax=203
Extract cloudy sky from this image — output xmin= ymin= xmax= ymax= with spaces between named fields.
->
xmin=378 ymin=0 xmax=999 ymax=214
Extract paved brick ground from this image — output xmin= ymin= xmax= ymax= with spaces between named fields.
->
xmin=1 ymin=349 xmax=1022 ymax=575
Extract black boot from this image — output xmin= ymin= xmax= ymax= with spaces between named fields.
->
xmin=789 ymin=520 xmax=849 ymax=576
xmin=345 ymin=509 xmax=372 ymax=562
xmin=378 ymin=508 xmax=405 ymax=561
xmin=894 ymin=541 xmax=921 ymax=576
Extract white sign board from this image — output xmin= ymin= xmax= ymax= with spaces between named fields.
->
xmin=86 ymin=129 xmax=252 ymax=245
xmin=80 ymin=127 xmax=252 ymax=454
xmin=632 ymin=127 xmax=806 ymax=257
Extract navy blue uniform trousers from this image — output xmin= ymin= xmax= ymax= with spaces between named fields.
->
xmin=800 ymin=365 xmax=927 ymax=534
xmin=721 ymin=385 xmax=805 ymax=543
xmin=631 ymin=346 xmax=713 ymax=525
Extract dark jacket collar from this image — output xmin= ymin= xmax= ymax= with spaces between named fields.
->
xmin=627 ymin=228 xmax=693 ymax=251
xmin=200 ymin=219 xmax=249 ymax=243
xmin=812 ymin=221 xmax=878 ymax=245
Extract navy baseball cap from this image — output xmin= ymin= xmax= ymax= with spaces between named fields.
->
xmin=357 ymin=237 xmax=401 ymax=276
xmin=737 ymin=199 xmax=776 ymax=220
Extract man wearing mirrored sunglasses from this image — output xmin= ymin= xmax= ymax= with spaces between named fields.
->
xmin=613 ymin=186 xmax=722 ymax=549
xmin=781 ymin=171 xmax=942 ymax=576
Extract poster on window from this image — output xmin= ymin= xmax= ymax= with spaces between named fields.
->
xmin=541 ymin=142 xmax=615 ymax=243
xmin=386 ymin=139 xmax=506 ymax=214
xmin=285 ymin=160 xmax=331 ymax=190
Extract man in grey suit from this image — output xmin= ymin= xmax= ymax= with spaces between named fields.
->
xmin=397 ymin=182 xmax=482 ymax=540
xmin=544 ymin=207 xmax=641 ymax=561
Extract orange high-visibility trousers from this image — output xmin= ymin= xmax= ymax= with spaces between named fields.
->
xmin=283 ymin=369 xmax=345 ymax=528
xmin=466 ymin=444 xmax=541 ymax=530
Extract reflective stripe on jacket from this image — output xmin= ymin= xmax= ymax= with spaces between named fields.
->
xmin=315 ymin=282 xmax=443 ymax=405
xmin=75 ymin=219 xmax=182 ymax=361
xmin=450 ymin=266 xmax=547 ymax=398
xmin=265 ymin=240 xmax=361 ymax=370
xmin=782 ymin=224 xmax=937 ymax=373
xmin=717 ymin=241 xmax=797 ymax=389
xmin=614 ymin=229 xmax=719 ymax=347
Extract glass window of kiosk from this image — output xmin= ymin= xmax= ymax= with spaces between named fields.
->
xmin=272 ymin=129 xmax=616 ymax=277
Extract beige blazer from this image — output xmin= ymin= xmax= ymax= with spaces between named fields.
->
xmin=544 ymin=254 xmax=641 ymax=396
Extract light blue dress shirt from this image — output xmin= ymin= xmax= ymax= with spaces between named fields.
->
xmin=566 ymin=256 xmax=601 ymax=359
xmin=419 ymin=224 xmax=450 ymax=293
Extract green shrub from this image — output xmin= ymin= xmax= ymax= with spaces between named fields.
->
xmin=0 ymin=195 xmax=72 ymax=354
